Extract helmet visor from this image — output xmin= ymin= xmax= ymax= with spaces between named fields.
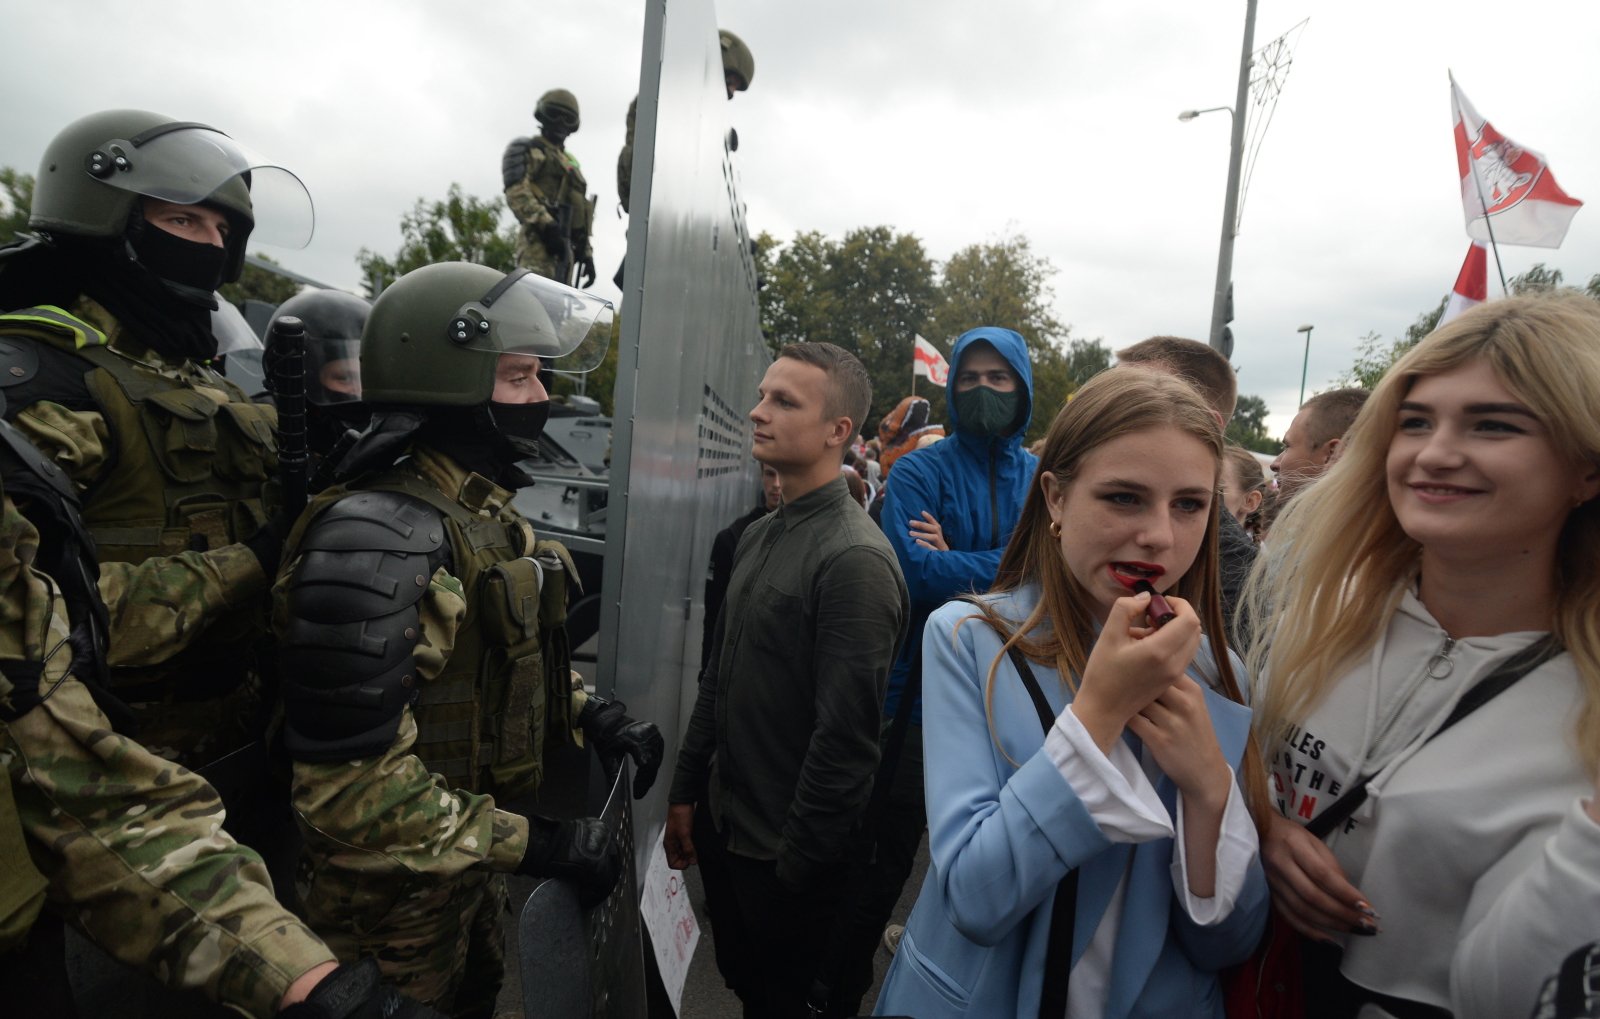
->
xmin=211 ymin=297 xmax=262 ymax=354
xmin=308 ymin=338 xmax=363 ymax=405
xmin=88 ymin=123 xmax=314 ymax=248
xmin=451 ymin=269 xmax=612 ymax=374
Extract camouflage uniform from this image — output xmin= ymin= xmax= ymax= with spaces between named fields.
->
xmin=277 ymin=446 xmax=580 ymax=1016
xmin=0 ymin=298 xmax=276 ymax=772
xmin=0 ymin=481 xmax=335 ymax=1017
xmin=504 ymin=136 xmax=593 ymax=281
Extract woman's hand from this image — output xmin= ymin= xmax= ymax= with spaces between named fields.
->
xmin=1130 ymin=676 xmax=1233 ymax=898
xmin=1261 ymin=811 xmax=1376 ymax=941
xmin=1072 ymin=591 xmax=1203 ymax=754
xmin=909 ymin=511 xmax=949 ymax=552
xmin=1127 ymin=675 xmax=1231 ymax=810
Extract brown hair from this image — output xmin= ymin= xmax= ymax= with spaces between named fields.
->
xmin=1116 ymin=335 xmax=1239 ymax=421
xmin=779 ymin=342 xmax=873 ymax=438
xmin=969 ymin=366 xmax=1270 ymax=828
xmin=1299 ymin=387 xmax=1369 ymax=448
xmin=1222 ymin=444 xmax=1267 ymax=500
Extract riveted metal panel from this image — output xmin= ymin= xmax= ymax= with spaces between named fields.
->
xmin=597 ymin=0 xmax=769 ymax=885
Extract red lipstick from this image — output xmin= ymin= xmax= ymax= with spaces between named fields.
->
xmin=1132 ymin=579 xmax=1177 ymax=628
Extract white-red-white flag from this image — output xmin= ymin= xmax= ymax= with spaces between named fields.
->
xmin=912 ymin=335 xmax=949 ymax=385
xmin=1438 ymin=241 xmax=1488 ymax=329
xmin=1452 ymin=73 xmax=1582 ymax=248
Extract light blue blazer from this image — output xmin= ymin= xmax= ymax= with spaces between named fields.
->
xmin=874 ymin=588 xmax=1267 ymax=1019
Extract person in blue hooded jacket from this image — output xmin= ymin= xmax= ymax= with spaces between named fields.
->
xmin=835 ymin=326 xmax=1038 ymax=1011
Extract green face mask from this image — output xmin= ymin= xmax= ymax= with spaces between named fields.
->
xmin=954 ymin=386 xmax=1022 ymax=438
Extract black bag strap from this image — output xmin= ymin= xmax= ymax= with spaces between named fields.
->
xmin=1005 ymin=645 xmax=1078 ymax=1019
xmin=1307 ymin=635 xmax=1561 ymax=839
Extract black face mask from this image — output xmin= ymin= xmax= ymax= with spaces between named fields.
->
xmin=490 ymin=399 xmax=551 ymax=458
xmin=128 ymin=220 xmax=230 ymax=303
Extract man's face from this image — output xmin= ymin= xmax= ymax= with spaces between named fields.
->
xmin=1271 ymin=409 xmax=1332 ymax=501
xmin=143 ymin=198 xmax=230 ymax=248
xmin=492 ymin=354 xmax=548 ymax=405
xmin=318 ymin=358 xmax=361 ymax=399
xmin=761 ymin=464 xmax=782 ymax=509
xmin=954 ymin=344 xmax=1017 ymax=394
xmin=749 ymin=357 xmax=843 ymax=472
xmin=725 ymin=70 xmax=745 ymax=99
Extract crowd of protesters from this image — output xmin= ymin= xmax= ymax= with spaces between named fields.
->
xmin=677 ymin=290 xmax=1600 ymax=1019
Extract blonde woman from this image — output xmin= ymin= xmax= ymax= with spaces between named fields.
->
xmin=875 ymin=369 xmax=1268 ymax=1018
xmin=1246 ymin=292 xmax=1600 ymax=1017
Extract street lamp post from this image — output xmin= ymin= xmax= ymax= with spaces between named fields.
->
xmin=1180 ymin=0 xmax=1258 ymax=354
xmin=1297 ymin=324 xmax=1314 ymax=408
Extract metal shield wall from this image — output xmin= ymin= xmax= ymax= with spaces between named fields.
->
xmin=599 ymin=0 xmax=770 ymax=874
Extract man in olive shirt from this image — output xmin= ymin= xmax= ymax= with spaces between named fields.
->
xmin=665 ymin=342 xmax=908 ymax=1019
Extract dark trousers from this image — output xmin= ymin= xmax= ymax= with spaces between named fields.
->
xmin=835 ymin=723 xmax=926 ymax=1014
xmin=696 ymin=813 xmax=853 ymax=1019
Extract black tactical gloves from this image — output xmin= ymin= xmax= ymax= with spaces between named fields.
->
xmin=243 ymin=520 xmax=285 ymax=579
xmin=578 ymin=255 xmax=597 ymax=289
xmin=517 ymin=815 xmax=621 ymax=906
xmin=277 ymin=959 xmax=446 ymax=1018
xmin=578 ymin=695 xmax=664 ymax=799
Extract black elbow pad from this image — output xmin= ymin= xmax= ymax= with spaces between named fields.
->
xmin=279 ymin=491 xmax=450 ymax=762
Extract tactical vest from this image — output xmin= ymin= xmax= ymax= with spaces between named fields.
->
xmin=526 ymin=137 xmax=592 ymax=235
xmin=294 ymin=462 xmax=577 ymax=800
xmin=0 ymin=306 xmax=278 ymax=562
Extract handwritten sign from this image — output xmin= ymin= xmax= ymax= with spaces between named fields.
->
xmin=639 ymin=837 xmax=699 ymax=1012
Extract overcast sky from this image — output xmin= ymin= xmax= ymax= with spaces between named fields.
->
xmin=4 ymin=0 xmax=1598 ymax=434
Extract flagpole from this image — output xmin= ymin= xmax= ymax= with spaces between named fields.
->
xmin=1467 ymin=160 xmax=1511 ymax=296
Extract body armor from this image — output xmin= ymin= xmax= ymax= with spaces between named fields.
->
xmin=280 ymin=457 xmax=577 ymax=799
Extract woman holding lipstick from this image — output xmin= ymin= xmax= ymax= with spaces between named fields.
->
xmin=1244 ymin=291 xmax=1600 ymax=1018
xmin=874 ymin=368 xmax=1269 ymax=1019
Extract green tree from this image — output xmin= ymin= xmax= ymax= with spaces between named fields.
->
xmin=219 ymin=252 xmax=300 ymax=308
xmin=1 ymin=167 xmax=34 ymax=243
xmin=357 ymin=183 xmax=519 ymax=296
xmin=1225 ymin=393 xmax=1275 ymax=454
xmin=759 ymin=226 xmax=940 ymax=431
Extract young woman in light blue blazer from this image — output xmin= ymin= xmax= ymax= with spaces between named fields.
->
xmin=875 ymin=368 xmax=1270 ymax=1019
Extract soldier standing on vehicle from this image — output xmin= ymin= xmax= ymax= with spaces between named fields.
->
xmin=504 ymin=90 xmax=596 ymax=288
xmin=618 ymin=28 xmax=754 ymax=215
xmin=0 ymin=109 xmax=308 ymax=836
xmin=274 ymin=262 xmax=662 ymax=1016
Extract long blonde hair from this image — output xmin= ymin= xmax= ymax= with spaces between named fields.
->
xmin=1245 ymin=291 xmax=1600 ymax=770
xmin=967 ymin=367 xmax=1271 ymax=826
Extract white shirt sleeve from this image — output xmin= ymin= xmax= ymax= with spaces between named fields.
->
xmin=1047 ymin=704 xmax=1174 ymax=843
xmin=1170 ymin=771 xmax=1258 ymax=925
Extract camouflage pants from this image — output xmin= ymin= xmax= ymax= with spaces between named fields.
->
xmin=0 ymin=675 xmax=334 ymax=1018
xmin=299 ymin=862 xmax=507 ymax=1019
xmin=514 ymin=235 xmax=563 ymax=282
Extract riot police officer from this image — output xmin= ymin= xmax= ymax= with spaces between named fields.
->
xmin=0 ymin=109 xmax=307 ymax=794
xmin=274 ymin=262 xmax=662 ymax=1016
xmin=504 ymin=90 xmax=596 ymax=287
xmin=264 ymin=287 xmax=372 ymax=481
xmin=0 ymin=411 xmax=439 ymax=1019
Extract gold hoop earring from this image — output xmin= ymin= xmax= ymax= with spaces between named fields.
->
xmin=1048 ymin=519 xmax=1062 ymax=538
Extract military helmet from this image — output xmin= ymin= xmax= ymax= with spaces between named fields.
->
xmin=360 ymin=262 xmax=611 ymax=408
xmin=720 ymin=30 xmax=755 ymax=91
xmin=534 ymin=89 xmax=581 ymax=132
xmin=28 ymin=109 xmax=312 ymax=283
xmin=269 ymin=289 xmax=371 ymax=406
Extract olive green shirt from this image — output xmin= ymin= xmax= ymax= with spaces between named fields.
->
xmin=669 ymin=476 xmax=908 ymax=882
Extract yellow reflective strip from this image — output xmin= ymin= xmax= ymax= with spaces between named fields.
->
xmin=0 ymin=305 xmax=108 ymax=348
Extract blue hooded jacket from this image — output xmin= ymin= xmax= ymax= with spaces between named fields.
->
xmin=880 ymin=327 xmax=1038 ymax=722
